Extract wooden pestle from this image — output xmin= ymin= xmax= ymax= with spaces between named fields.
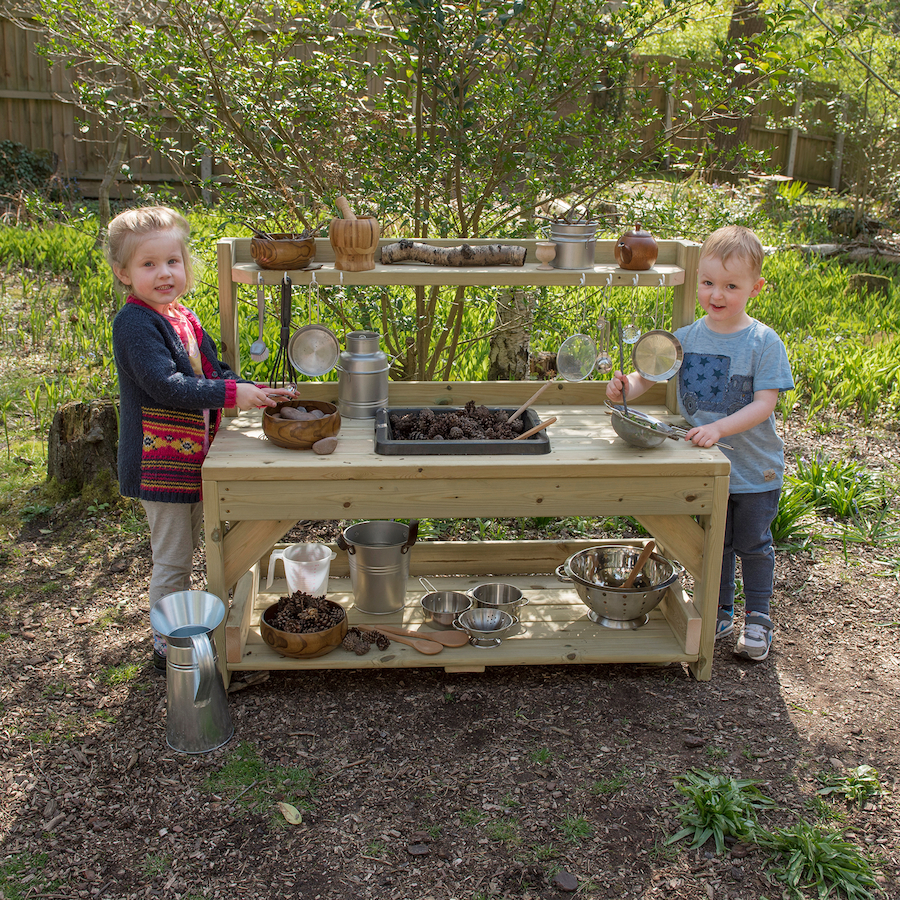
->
xmin=335 ymin=195 xmax=357 ymax=220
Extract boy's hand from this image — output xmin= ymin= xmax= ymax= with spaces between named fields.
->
xmin=684 ymin=423 xmax=726 ymax=448
xmin=605 ymin=372 xmax=628 ymax=403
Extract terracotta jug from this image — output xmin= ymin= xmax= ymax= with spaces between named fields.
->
xmin=614 ymin=222 xmax=658 ymax=271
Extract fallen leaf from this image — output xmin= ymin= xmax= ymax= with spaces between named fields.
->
xmin=277 ymin=802 xmax=303 ymax=825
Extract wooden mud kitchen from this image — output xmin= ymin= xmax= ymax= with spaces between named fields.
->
xmin=206 ymin=236 xmax=728 ymax=682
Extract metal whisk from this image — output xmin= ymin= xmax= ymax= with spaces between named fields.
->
xmin=267 ymin=274 xmax=296 ymax=387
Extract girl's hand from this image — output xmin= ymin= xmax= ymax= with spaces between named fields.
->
xmin=235 ymin=383 xmax=293 ymax=410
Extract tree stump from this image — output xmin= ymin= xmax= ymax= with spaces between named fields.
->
xmin=489 ymin=289 xmax=533 ymax=381
xmin=846 ymin=272 xmax=891 ymax=299
xmin=47 ymin=399 xmax=119 ymax=491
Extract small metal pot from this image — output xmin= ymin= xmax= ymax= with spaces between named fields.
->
xmin=467 ymin=583 xmax=529 ymax=618
xmin=557 ymin=545 xmax=682 ymax=629
xmin=420 ymin=578 xmax=472 ymax=628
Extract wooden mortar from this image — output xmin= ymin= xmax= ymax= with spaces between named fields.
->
xmin=329 ymin=195 xmax=380 ymax=271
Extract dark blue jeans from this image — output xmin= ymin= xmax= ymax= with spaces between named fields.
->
xmin=718 ymin=489 xmax=780 ymax=617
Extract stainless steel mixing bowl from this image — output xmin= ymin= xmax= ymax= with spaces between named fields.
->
xmin=557 ymin=545 xmax=682 ymax=628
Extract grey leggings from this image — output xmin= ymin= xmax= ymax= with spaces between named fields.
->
xmin=718 ymin=489 xmax=780 ymax=617
xmin=142 ymin=500 xmax=202 ymax=653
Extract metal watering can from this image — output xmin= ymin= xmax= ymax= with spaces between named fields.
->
xmin=150 ymin=591 xmax=234 ymax=754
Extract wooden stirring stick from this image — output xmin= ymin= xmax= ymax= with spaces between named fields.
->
xmin=508 ymin=382 xmax=551 ymax=423
xmin=514 ymin=416 xmax=557 ymax=440
xmin=622 ymin=541 xmax=655 ymax=589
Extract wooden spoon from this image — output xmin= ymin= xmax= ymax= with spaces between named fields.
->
xmin=508 ymin=382 xmax=551 ymax=423
xmin=367 ymin=629 xmax=442 ymax=655
xmin=622 ymin=540 xmax=655 ymax=589
xmin=514 ymin=416 xmax=557 ymax=440
xmin=376 ymin=624 xmax=469 ymax=648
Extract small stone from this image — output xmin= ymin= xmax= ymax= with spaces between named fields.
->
xmin=312 ymin=437 xmax=338 ymax=455
xmin=684 ymin=735 xmax=706 ymax=748
xmin=406 ymin=843 xmax=429 ymax=856
xmin=551 ymin=870 xmax=578 ymax=892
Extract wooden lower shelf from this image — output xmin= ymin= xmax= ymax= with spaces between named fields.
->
xmin=225 ymin=567 xmax=701 ymax=675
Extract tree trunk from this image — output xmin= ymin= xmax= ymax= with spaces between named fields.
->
xmin=712 ymin=1 xmax=766 ymax=172
xmin=47 ymin=399 xmax=119 ymax=491
xmin=489 ymin=290 xmax=533 ymax=381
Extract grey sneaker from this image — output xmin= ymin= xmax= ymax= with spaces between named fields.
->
xmin=735 ymin=613 xmax=773 ymax=661
xmin=715 ymin=607 xmax=734 ymax=640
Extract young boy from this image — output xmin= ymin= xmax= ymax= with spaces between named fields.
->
xmin=606 ymin=225 xmax=794 ymax=661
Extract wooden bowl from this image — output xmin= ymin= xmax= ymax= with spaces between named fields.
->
xmin=259 ymin=600 xmax=348 ymax=659
xmin=328 ymin=217 xmax=380 ymax=271
xmin=262 ymin=400 xmax=341 ymax=450
xmin=250 ymin=234 xmax=316 ymax=270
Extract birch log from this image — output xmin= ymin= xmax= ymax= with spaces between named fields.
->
xmin=381 ymin=240 xmax=526 ymax=267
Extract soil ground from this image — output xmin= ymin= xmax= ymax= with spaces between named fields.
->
xmin=1 ymin=413 xmax=899 ymax=900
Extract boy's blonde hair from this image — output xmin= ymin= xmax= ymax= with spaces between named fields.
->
xmin=105 ymin=206 xmax=195 ymax=294
xmin=699 ymin=225 xmax=764 ymax=279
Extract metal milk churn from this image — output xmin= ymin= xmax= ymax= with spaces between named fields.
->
xmin=337 ymin=330 xmax=389 ymax=419
xmin=150 ymin=591 xmax=234 ymax=754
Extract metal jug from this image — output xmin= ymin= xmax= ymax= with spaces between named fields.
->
xmin=337 ymin=330 xmax=389 ymax=419
xmin=150 ymin=591 xmax=234 ymax=754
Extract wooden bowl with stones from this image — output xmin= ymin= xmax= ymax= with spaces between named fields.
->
xmin=262 ymin=400 xmax=341 ymax=451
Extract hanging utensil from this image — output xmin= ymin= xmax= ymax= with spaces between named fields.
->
xmin=250 ymin=272 xmax=269 ymax=363
xmin=632 ymin=330 xmax=683 ymax=382
xmin=287 ymin=280 xmax=340 ymax=378
xmin=617 ymin=322 xmax=629 ymax=416
xmin=557 ymin=333 xmax=598 ymax=382
xmin=267 ymin=273 xmax=295 ymax=387
xmin=622 ymin=274 xmax=641 ymax=344
xmin=595 ymin=314 xmax=612 ymax=374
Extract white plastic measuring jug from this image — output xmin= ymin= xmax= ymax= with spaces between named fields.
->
xmin=266 ymin=543 xmax=336 ymax=596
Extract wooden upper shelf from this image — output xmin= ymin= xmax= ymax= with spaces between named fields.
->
xmin=220 ymin=236 xmax=696 ymax=288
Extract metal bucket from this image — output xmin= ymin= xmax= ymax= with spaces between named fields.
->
xmin=337 ymin=520 xmax=418 ymax=614
xmin=549 ymin=221 xmax=598 ymax=269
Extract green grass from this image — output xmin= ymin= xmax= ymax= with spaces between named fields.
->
xmin=486 ymin=817 xmax=521 ymax=844
xmin=203 ymin=741 xmax=317 ymax=822
xmin=589 ymin=767 xmax=632 ymax=796
xmin=101 ymin=663 xmax=142 ymax=685
xmin=529 ymin=747 xmax=553 ymax=765
xmin=556 ymin=814 xmax=592 ymax=843
xmin=459 ymin=808 xmax=485 ymax=827
xmin=0 ymin=852 xmax=59 ymax=899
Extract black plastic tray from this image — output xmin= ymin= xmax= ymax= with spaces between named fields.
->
xmin=374 ymin=407 xmax=551 ymax=455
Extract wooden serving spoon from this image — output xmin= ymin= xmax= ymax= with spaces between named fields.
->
xmin=514 ymin=416 xmax=557 ymax=440
xmin=376 ymin=624 xmax=470 ymax=648
xmin=622 ymin=540 xmax=655 ymax=589
xmin=367 ymin=630 xmax=442 ymax=655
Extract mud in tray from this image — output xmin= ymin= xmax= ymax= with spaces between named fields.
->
xmin=374 ymin=407 xmax=551 ymax=455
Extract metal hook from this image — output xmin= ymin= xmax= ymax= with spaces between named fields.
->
xmin=257 ymin=271 xmax=263 ymax=287
xmin=632 ymin=274 xmax=639 ymax=286
xmin=658 ymin=275 xmax=665 ymax=287
xmin=605 ymin=273 xmax=613 ymax=288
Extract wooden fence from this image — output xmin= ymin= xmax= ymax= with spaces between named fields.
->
xmin=1 ymin=15 xmax=847 ymax=201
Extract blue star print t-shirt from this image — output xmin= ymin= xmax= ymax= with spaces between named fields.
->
xmin=673 ymin=318 xmax=794 ymax=494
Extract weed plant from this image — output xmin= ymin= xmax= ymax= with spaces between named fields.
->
xmin=668 ymin=769 xmax=775 ymax=854
xmin=816 ymin=765 xmax=883 ymax=809
xmin=760 ymin=820 xmax=881 ymax=900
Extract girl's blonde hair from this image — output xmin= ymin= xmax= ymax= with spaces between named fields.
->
xmin=700 ymin=225 xmax=764 ymax=279
xmin=105 ymin=206 xmax=195 ymax=294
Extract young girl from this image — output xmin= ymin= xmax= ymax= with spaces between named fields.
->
xmin=107 ymin=206 xmax=293 ymax=671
